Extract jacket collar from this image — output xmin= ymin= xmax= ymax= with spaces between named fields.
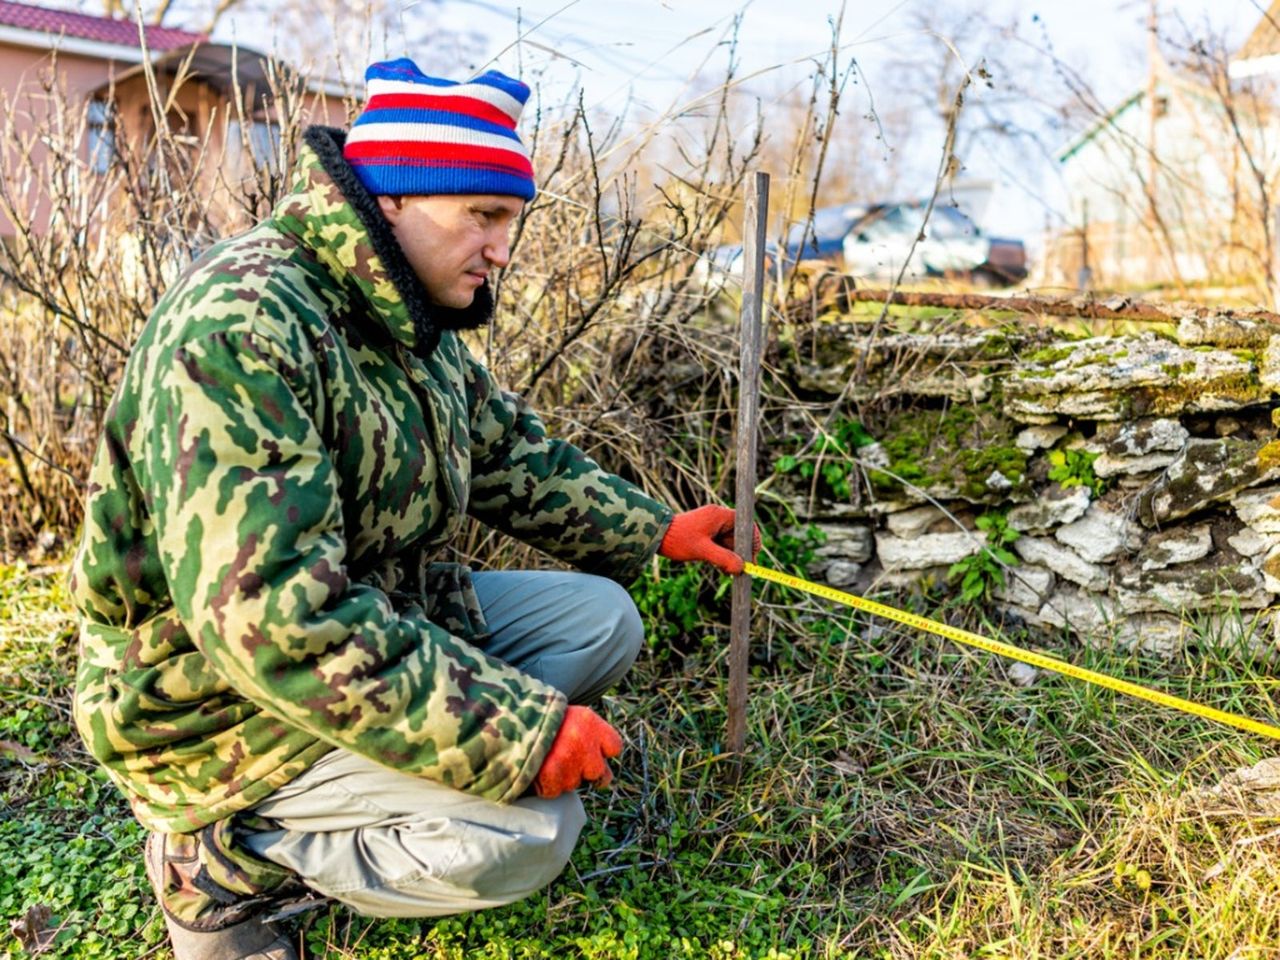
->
xmin=271 ymin=125 xmax=492 ymax=357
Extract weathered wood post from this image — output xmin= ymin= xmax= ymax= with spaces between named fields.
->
xmin=727 ymin=171 xmax=770 ymax=768
xmin=1272 ymin=205 xmax=1280 ymax=312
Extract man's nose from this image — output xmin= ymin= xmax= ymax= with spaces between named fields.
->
xmin=485 ymin=232 xmax=511 ymax=268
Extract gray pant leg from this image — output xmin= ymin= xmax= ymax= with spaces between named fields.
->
xmin=243 ymin=750 xmax=586 ymax=918
xmin=470 ymin=570 xmax=645 ymax=703
xmin=242 ymin=570 xmax=642 ymax=918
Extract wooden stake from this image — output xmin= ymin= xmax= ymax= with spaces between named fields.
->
xmin=727 ymin=171 xmax=770 ymax=767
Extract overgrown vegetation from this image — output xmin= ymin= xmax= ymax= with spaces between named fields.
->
xmin=7 ymin=7 xmax=1280 ymax=960
xmin=9 ymin=556 xmax=1280 ymax=958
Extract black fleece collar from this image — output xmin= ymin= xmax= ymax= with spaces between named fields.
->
xmin=301 ymin=125 xmax=493 ymax=359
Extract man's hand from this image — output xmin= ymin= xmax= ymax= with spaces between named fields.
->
xmin=534 ymin=706 xmax=624 ymax=799
xmin=658 ymin=505 xmax=762 ymax=575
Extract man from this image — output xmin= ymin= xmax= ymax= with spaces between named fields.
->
xmin=70 ymin=58 xmax=758 ymax=960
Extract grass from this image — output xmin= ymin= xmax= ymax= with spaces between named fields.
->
xmin=5 ymin=558 xmax=1280 ymax=958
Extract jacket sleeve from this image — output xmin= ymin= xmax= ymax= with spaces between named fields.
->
xmin=462 ymin=343 xmax=673 ymax=584
xmin=143 ymin=328 xmax=564 ymax=803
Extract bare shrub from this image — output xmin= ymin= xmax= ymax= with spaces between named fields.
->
xmin=0 ymin=21 xmax=861 ymax=564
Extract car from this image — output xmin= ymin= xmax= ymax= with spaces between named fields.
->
xmin=782 ymin=203 xmax=868 ymax=262
xmin=840 ymin=201 xmax=1027 ymax=286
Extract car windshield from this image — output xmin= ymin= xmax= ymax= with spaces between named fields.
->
xmin=928 ymin=205 xmax=980 ymax=239
xmin=785 ymin=204 xmax=865 ymax=246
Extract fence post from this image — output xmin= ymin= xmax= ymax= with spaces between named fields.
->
xmin=727 ymin=171 xmax=769 ymax=772
xmin=1272 ymin=205 xmax=1280 ymax=312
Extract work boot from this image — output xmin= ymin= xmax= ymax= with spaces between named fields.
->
xmin=158 ymin=916 xmax=298 ymax=960
xmin=145 ymin=832 xmax=300 ymax=960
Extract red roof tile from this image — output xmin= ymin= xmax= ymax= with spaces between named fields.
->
xmin=0 ymin=0 xmax=205 ymax=52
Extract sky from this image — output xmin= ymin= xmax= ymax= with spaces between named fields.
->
xmin=401 ymin=0 xmax=1268 ymax=241
xmin=208 ymin=0 xmax=1272 ymax=243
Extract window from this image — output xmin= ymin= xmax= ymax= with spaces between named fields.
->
xmin=249 ymin=120 xmax=280 ymax=172
xmin=86 ymin=100 xmax=115 ymax=174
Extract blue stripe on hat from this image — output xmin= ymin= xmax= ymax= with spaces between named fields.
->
xmin=352 ymin=108 xmax=522 ymax=141
xmin=349 ymin=159 xmax=536 ymax=201
xmin=471 ymin=70 xmax=531 ymax=104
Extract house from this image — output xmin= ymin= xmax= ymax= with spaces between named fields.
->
xmin=0 ymin=0 xmax=353 ymax=238
xmin=1044 ymin=19 xmax=1279 ymax=291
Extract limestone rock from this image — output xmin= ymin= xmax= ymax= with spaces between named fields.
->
xmin=1262 ymin=546 xmax=1280 ymax=593
xmin=1004 ymin=333 xmax=1265 ymax=423
xmin=1055 ymin=503 xmax=1142 ymax=564
xmin=811 ymin=524 xmax=875 ymax=564
xmin=1014 ymin=537 xmax=1109 ymax=591
xmin=819 ymin=560 xmax=863 ymax=588
xmin=1015 ymin=424 xmax=1068 ymax=453
xmin=1104 ymin=417 xmax=1189 ymax=457
xmin=872 ymin=565 xmax=952 ymax=592
xmin=1199 ymin=757 xmax=1280 ymax=818
xmin=784 ymin=495 xmax=867 ymax=522
xmin=1231 ymin=485 xmax=1280 ymax=534
xmin=1007 ymin=662 xmax=1038 ymax=687
xmin=1007 ymin=484 xmax=1091 ymax=534
xmin=1037 ymin=587 xmax=1121 ymax=633
xmin=993 ymin=564 xmax=1054 ymax=608
xmin=1137 ymin=524 xmax=1213 ymax=571
xmin=885 ymin=505 xmax=948 ymax=538
xmin=1260 ymin=335 xmax=1280 ymax=393
xmin=1215 ymin=416 xmax=1244 ymax=437
xmin=1137 ymin=438 xmax=1280 ymax=527
xmin=875 ymin=530 xmax=982 ymax=572
xmin=1093 ymin=450 xmax=1180 ymax=478
xmin=1228 ymin=525 xmax=1273 ymax=558
xmin=789 ymin=327 xmax=1008 ymax=401
xmin=1114 ymin=557 xmax=1271 ymax=613
xmin=1177 ymin=314 xmax=1272 ymax=350
xmin=807 ymin=524 xmax=874 ymax=588
xmin=985 ymin=469 xmax=1014 ymax=494
xmin=1115 ymin=615 xmax=1187 ymax=656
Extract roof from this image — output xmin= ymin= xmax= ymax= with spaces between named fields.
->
xmin=1057 ymin=71 xmax=1223 ymax=164
xmin=0 ymin=0 xmax=205 ymax=52
xmin=1239 ymin=0 xmax=1280 ymax=60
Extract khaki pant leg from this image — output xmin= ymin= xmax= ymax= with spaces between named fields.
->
xmin=241 ymin=749 xmax=585 ymax=918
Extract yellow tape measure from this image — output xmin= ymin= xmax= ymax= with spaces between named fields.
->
xmin=742 ymin=562 xmax=1280 ymax=742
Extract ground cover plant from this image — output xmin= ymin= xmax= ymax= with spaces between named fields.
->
xmin=7 ymin=547 xmax=1280 ymax=959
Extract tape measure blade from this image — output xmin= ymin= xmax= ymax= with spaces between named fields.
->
xmin=742 ymin=562 xmax=1280 ymax=742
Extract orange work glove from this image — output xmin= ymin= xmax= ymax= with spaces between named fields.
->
xmin=534 ymin=706 xmax=624 ymax=799
xmin=658 ymin=505 xmax=762 ymax=575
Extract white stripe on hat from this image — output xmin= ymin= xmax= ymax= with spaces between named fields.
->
xmin=366 ymin=77 xmax=524 ymax=121
xmin=345 ymin=121 xmax=532 ymax=160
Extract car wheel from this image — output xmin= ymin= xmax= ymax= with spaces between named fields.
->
xmin=970 ymin=268 xmax=1003 ymax=289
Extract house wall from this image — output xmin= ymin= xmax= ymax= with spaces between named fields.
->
xmin=0 ymin=37 xmax=354 ymax=241
xmin=1047 ymin=77 xmax=1278 ymax=289
xmin=0 ymin=41 xmax=124 ymax=236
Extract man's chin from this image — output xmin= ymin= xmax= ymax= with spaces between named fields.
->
xmin=430 ymin=290 xmax=476 ymax=310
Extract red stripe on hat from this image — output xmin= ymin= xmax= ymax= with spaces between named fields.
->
xmin=365 ymin=92 xmax=517 ymax=129
xmin=344 ymin=139 xmax=533 ymax=176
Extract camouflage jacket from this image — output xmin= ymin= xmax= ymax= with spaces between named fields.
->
xmin=71 ymin=125 xmax=670 ymax=844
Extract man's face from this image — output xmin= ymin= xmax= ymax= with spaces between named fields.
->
xmin=376 ymin=193 xmax=524 ymax=309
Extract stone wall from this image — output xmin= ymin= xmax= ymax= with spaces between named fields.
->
xmin=775 ymin=312 xmax=1280 ymax=653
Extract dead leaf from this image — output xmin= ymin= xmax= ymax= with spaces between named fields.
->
xmin=0 ymin=741 xmax=39 ymax=764
xmin=9 ymin=904 xmax=55 ymax=954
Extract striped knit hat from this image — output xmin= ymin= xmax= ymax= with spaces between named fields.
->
xmin=343 ymin=58 xmax=536 ymax=200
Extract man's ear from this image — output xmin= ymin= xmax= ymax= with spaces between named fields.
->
xmin=376 ymin=194 xmax=403 ymax=223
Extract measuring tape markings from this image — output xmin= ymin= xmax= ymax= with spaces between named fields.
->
xmin=742 ymin=561 xmax=1280 ymax=742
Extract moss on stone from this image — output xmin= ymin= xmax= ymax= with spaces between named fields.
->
xmin=1141 ymin=371 xmax=1264 ymax=416
xmin=870 ymin=400 xmax=1028 ymax=502
xmin=1027 ymin=345 xmax=1076 ymax=365
xmin=1257 ymin=439 xmax=1280 ymax=474
xmin=1160 ymin=361 xmax=1197 ymax=377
